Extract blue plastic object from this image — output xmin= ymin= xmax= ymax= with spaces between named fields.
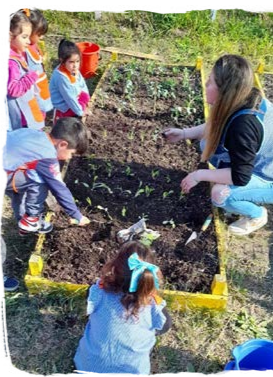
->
xmin=224 ymin=339 xmax=273 ymax=371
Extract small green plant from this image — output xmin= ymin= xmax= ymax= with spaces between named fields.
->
xmin=121 ymin=206 xmax=127 ymax=217
xmin=162 ymin=219 xmax=176 ymax=228
xmin=171 ymin=106 xmax=183 ymax=124
xmin=179 ymin=191 xmax=185 ymax=200
xmin=105 ymin=161 xmax=113 ymax=177
xmin=96 ymin=205 xmax=113 ymax=221
xmin=144 ymin=185 xmax=155 ymax=197
xmin=151 ymin=169 xmax=160 ymax=179
xmin=163 ymin=190 xmax=174 ymax=199
xmin=235 ymin=309 xmax=269 ymax=338
xmin=124 ymin=166 xmax=134 ymax=177
xmin=165 ymin=175 xmax=171 ymax=183
xmin=86 ymin=197 xmax=92 ymax=206
xmin=92 ymin=182 xmax=113 ymax=194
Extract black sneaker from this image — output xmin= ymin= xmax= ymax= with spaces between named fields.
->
xmin=4 ymin=276 xmax=19 ymax=292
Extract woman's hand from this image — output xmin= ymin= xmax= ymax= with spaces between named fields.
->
xmin=162 ymin=128 xmax=185 ymax=143
xmin=181 ymin=171 xmax=200 ymax=193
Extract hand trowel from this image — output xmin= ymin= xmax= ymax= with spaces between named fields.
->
xmin=185 ymin=213 xmax=213 ymax=245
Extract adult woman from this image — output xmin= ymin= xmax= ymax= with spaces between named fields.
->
xmin=163 ymin=54 xmax=273 ymax=236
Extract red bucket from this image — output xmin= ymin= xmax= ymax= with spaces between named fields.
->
xmin=76 ymin=42 xmax=100 ymax=79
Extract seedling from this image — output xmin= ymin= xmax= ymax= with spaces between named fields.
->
xmin=81 ymin=182 xmax=90 ymax=188
xmin=121 ymin=206 xmax=127 ymax=217
xmin=144 ymin=185 xmax=155 ymax=197
xmin=86 ymin=197 xmax=92 ymax=206
xmin=162 ymin=219 xmax=176 ymax=229
xmin=171 ymin=106 xmax=183 ymax=124
xmin=163 ymin=190 xmax=174 ymax=199
xmin=96 ymin=205 xmax=113 ymax=221
xmin=165 ymin=175 xmax=171 ymax=183
xmin=151 ymin=169 xmax=160 ymax=179
xmin=124 ymin=166 xmax=134 ymax=177
xmin=92 ymin=182 xmax=113 ymax=194
xmin=105 ymin=161 xmax=113 ymax=177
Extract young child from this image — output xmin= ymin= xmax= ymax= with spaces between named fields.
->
xmin=49 ymin=39 xmax=90 ymax=124
xmin=163 ymin=54 xmax=273 ymax=236
xmin=7 ymin=10 xmax=44 ymax=130
xmin=74 ymin=241 xmax=172 ymax=375
xmin=4 ymin=117 xmax=90 ymax=235
xmin=24 ymin=8 xmax=53 ymax=115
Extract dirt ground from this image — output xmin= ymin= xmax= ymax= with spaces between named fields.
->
xmin=41 ymin=59 xmax=219 ymax=293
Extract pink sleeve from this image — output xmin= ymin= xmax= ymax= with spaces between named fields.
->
xmin=78 ymin=91 xmax=90 ymax=111
xmin=7 ymin=60 xmax=39 ymax=98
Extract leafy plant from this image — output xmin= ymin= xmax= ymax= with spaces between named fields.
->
xmin=163 ymin=190 xmax=174 ymax=199
xmin=124 ymin=166 xmax=135 ymax=177
xmin=144 ymin=185 xmax=155 ymax=197
xmin=121 ymin=206 xmax=127 ymax=217
xmin=86 ymin=197 xmax=92 ymax=206
xmin=162 ymin=219 xmax=176 ymax=228
xmin=92 ymin=182 xmax=113 ymax=194
xmin=151 ymin=169 xmax=160 ymax=179
xmin=235 ymin=310 xmax=269 ymax=338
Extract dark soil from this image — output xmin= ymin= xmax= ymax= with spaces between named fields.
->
xmin=263 ymin=73 xmax=273 ymax=102
xmin=42 ymin=58 xmax=219 ymax=293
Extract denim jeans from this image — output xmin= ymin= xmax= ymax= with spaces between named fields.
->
xmin=5 ymin=171 xmax=48 ymax=221
xmin=211 ymin=174 xmax=273 ymax=218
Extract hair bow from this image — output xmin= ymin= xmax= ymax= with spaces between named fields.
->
xmin=22 ymin=8 xmax=31 ymax=17
xmin=128 ymin=252 xmax=159 ymax=293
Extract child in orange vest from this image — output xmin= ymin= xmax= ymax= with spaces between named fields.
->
xmin=24 ymin=8 xmax=53 ymax=115
xmin=7 ymin=10 xmax=44 ymax=131
xmin=50 ymin=39 xmax=90 ymax=125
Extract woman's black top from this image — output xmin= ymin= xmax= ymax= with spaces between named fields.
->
xmin=224 ymin=114 xmax=263 ymax=186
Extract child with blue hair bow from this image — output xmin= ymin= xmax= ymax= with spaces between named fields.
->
xmin=74 ymin=241 xmax=172 ymax=375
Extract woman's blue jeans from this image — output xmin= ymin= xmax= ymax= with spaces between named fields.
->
xmin=211 ymin=174 xmax=273 ymax=218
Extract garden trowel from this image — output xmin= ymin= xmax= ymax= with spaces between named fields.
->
xmin=116 ymin=218 xmax=160 ymax=245
xmin=185 ymin=213 xmax=213 ymax=245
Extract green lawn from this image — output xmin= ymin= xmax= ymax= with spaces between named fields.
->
xmin=2 ymin=10 xmax=273 ymax=375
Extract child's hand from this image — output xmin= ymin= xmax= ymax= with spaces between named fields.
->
xmin=70 ymin=216 xmax=90 ymax=226
xmin=180 ymin=171 xmax=200 ymax=193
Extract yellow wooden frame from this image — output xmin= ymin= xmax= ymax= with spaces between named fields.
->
xmin=25 ymin=52 xmax=228 ymax=310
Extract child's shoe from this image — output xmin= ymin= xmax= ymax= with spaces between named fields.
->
xmin=18 ymin=214 xmax=41 ymax=232
xmin=228 ymin=207 xmax=268 ymax=236
xmin=39 ymin=214 xmax=53 ymax=234
xmin=18 ymin=214 xmax=53 ymax=235
xmin=4 ymin=276 xmax=19 ymax=292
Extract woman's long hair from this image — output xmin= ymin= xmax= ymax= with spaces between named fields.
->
xmin=100 ymin=241 xmax=162 ymax=318
xmin=201 ymin=54 xmax=262 ymax=161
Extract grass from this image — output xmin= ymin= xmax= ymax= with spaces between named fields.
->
xmin=2 ymin=9 xmax=273 ymax=375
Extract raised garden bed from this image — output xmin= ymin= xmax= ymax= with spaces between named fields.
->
xmin=25 ymin=54 xmax=227 ymax=310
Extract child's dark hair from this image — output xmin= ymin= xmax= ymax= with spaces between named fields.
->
xmin=10 ymin=11 xmax=31 ymax=37
xmin=101 ymin=241 xmax=162 ymax=318
xmin=50 ymin=117 xmax=88 ymax=154
xmin=58 ymin=39 xmax=81 ymax=63
xmin=20 ymin=8 xmax=48 ymax=36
